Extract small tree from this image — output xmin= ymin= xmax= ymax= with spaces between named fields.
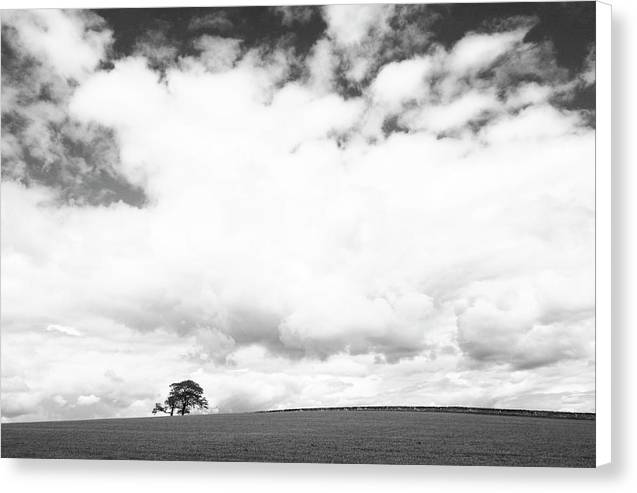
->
xmin=152 ymin=394 xmax=180 ymax=416
xmin=152 ymin=380 xmax=208 ymax=416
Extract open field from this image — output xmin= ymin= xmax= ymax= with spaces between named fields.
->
xmin=1 ymin=410 xmax=595 ymax=467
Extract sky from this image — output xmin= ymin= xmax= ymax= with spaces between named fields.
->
xmin=1 ymin=2 xmax=596 ymax=422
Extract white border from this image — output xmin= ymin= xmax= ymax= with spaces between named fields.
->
xmin=595 ymin=0 xmax=611 ymax=468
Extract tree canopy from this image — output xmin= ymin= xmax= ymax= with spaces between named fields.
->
xmin=152 ymin=380 xmax=208 ymax=416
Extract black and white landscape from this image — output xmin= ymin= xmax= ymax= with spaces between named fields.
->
xmin=1 ymin=3 xmax=596 ymax=466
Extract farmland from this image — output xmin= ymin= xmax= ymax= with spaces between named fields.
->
xmin=1 ymin=409 xmax=595 ymax=467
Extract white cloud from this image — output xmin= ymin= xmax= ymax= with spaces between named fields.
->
xmin=46 ymin=324 xmax=82 ymax=337
xmin=192 ymin=35 xmax=242 ymax=72
xmin=2 ymin=10 xmax=111 ymax=80
xmin=306 ymin=38 xmax=337 ymax=93
xmin=321 ymin=4 xmax=396 ymax=83
xmin=77 ymin=394 xmax=100 ymax=405
xmin=402 ymin=90 xmax=500 ymax=133
xmin=505 ymin=82 xmax=554 ymax=108
xmin=371 ymin=56 xmax=433 ymax=109
xmin=579 ymin=47 xmax=596 ymax=87
xmin=323 ymin=4 xmax=393 ymax=47
xmin=480 ymin=104 xmax=585 ymax=143
xmin=53 ymin=395 xmax=67 ymax=406
xmin=447 ymin=29 xmax=527 ymax=76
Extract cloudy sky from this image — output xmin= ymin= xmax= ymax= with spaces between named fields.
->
xmin=1 ymin=2 xmax=596 ymax=422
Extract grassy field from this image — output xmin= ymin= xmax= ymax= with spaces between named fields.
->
xmin=1 ymin=410 xmax=595 ymax=467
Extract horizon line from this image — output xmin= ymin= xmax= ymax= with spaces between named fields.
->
xmin=2 ymin=404 xmax=595 ymax=425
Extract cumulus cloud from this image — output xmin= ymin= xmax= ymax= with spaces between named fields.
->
xmin=77 ymin=394 xmax=100 ymax=405
xmin=1 ymin=7 xmax=596 ymax=421
xmin=447 ymin=28 xmax=528 ymax=76
xmin=370 ymin=56 xmax=433 ymax=109
xmin=1 ymin=9 xmax=111 ymax=80
xmin=402 ymin=90 xmax=499 ymax=134
xmin=321 ymin=4 xmax=396 ymax=83
xmin=133 ymin=25 xmax=180 ymax=70
xmin=323 ymin=4 xmax=394 ymax=47
xmin=1 ymin=10 xmax=143 ymax=207
xmin=306 ymin=38 xmax=338 ymax=93
xmin=192 ymin=35 xmax=242 ymax=72
xmin=53 ymin=395 xmax=67 ymax=406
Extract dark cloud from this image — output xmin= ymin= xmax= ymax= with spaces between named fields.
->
xmin=133 ymin=22 xmax=181 ymax=71
xmin=97 ymin=6 xmax=326 ymax=63
xmin=188 ymin=11 xmax=235 ymax=34
xmin=1 ymin=12 xmax=146 ymax=207
xmin=272 ymin=6 xmax=318 ymax=27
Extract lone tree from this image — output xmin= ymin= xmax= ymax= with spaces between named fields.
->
xmin=152 ymin=380 xmax=208 ymax=416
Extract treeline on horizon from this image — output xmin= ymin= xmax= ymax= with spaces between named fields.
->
xmin=259 ymin=406 xmax=595 ymax=420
